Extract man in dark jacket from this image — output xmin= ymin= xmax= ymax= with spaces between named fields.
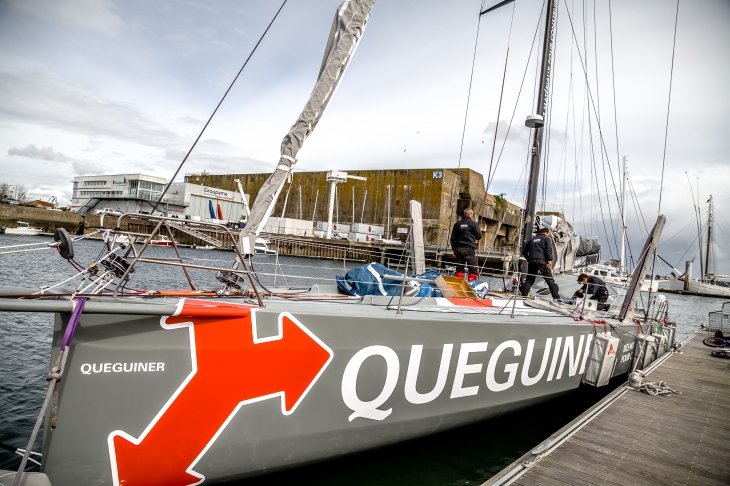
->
xmin=574 ymin=273 xmax=610 ymax=310
xmin=519 ymin=227 xmax=561 ymax=299
xmin=450 ymin=208 xmax=482 ymax=279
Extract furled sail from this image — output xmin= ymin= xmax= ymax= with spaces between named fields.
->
xmin=241 ymin=0 xmax=376 ymax=238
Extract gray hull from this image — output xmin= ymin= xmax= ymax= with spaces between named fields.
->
xmin=38 ymin=296 xmax=639 ymax=485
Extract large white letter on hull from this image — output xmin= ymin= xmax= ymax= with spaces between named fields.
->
xmin=546 ymin=336 xmax=563 ymax=381
xmin=486 ymin=340 xmax=522 ymax=392
xmin=405 ymin=344 xmax=454 ymax=404
xmin=342 ymin=346 xmax=399 ymax=421
xmin=557 ymin=335 xmax=585 ymax=379
xmin=521 ymin=338 xmax=553 ymax=386
xmin=579 ymin=334 xmax=594 ymax=374
xmin=450 ymin=342 xmax=488 ymax=399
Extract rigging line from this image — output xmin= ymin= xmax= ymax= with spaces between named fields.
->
xmin=686 ymin=172 xmax=704 ymax=276
xmin=455 ymin=0 xmax=486 ymax=171
xmin=484 ymin=0 xmax=516 ymax=194
xmin=581 ymin=41 xmax=618 ymax=259
xmin=657 ymin=218 xmax=702 ymax=249
xmin=627 ymin=173 xmax=648 ymax=234
xmin=658 ymin=0 xmax=680 ymax=214
xmin=553 ymin=64 xmax=572 ymax=211
xmin=673 ymin=231 xmax=700 ymax=269
xmin=628 ymin=178 xmax=647 ymax=241
xmin=488 ymin=0 xmax=547 ymax=185
xmin=607 ymin=0 xmax=622 ymax=180
xmin=541 ymin=3 xmax=560 ymax=215
xmin=449 ymin=0 xmax=486 ymax=234
xmin=588 ymin=120 xmax=618 ymax=259
xmin=561 ymin=0 xmax=625 ymax=226
xmin=569 ymin=0 xmax=578 ymax=222
xmin=510 ymin=152 xmax=531 ymax=202
xmin=542 ymin=12 xmax=558 ymax=215
xmin=150 ymin=0 xmax=288 ymax=215
xmin=589 ymin=0 xmax=622 ymax=258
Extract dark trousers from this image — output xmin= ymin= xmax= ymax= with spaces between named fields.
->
xmin=454 ymin=247 xmax=478 ymax=275
xmin=520 ymin=259 xmax=560 ymax=299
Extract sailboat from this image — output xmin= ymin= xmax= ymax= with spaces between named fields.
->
xmin=0 ymin=1 xmax=674 ymax=485
xmin=666 ymin=195 xmax=730 ymax=298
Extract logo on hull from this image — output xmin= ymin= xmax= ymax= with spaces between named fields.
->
xmin=108 ymin=299 xmax=333 ymax=486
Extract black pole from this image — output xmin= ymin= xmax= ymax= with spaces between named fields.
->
xmin=521 ymin=0 xmax=557 ymax=251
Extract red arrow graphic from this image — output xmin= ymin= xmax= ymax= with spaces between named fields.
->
xmin=108 ymin=299 xmax=333 ymax=486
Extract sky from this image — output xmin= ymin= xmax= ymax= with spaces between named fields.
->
xmin=0 ymin=0 xmax=728 ymax=277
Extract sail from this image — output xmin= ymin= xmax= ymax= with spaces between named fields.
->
xmin=242 ymin=0 xmax=376 ymax=237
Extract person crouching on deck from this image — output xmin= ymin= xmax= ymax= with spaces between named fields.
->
xmin=450 ymin=208 xmax=482 ymax=281
xmin=574 ymin=273 xmax=610 ymax=311
xmin=519 ymin=227 xmax=561 ymax=299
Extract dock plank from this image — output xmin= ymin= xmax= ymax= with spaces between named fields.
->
xmin=484 ymin=332 xmax=730 ymax=486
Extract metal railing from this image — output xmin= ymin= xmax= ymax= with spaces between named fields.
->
xmin=109 ymin=214 xmax=262 ymax=306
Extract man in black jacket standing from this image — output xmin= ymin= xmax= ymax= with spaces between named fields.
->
xmin=519 ymin=227 xmax=561 ymax=299
xmin=450 ymin=208 xmax=482 ymax=280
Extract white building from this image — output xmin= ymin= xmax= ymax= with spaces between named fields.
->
xmin=70 ymin=175 xmax=248 ymax=222
xmin=166 ymin=182 xmax=248 ymax=222
xmin=70 ymin=174 xmax=166 ymax=212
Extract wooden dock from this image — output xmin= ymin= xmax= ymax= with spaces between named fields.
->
xmin=484 ymin=332 xmax=730 ymax=486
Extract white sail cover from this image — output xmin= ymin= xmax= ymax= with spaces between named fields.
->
xmin=536 ymin=215 xmax=580 ymax=274
xmin=242 ymin=0 xmax=376 ymax=238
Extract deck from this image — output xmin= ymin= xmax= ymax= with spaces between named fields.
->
xmin=484 ymin=332 xmax=730 ymax=486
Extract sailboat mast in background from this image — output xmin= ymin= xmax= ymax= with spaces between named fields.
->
xmin=620 ymin=156 xmax=628 ymax=274
xmin=705 ymin=195 xmax=714 ymax=278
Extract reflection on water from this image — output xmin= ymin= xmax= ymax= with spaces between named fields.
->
xmin=0 ymin=235 xmax=716 ymax=483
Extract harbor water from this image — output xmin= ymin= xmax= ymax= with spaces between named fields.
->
xmin=0 ymin=235 xmax=713 ymax=484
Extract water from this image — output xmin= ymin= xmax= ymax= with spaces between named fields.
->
xmin=0 ymin=234 xmax=715 ymax=483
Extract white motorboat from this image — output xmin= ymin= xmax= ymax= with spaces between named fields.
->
xmin=255 ymin=237 xmax=277 ymax=255
xmin=575 ymin=263 xmax=659 ymax=292
xmin=191 ymin=244 xmax=217 ymax=250
xmin=149 ymin=235 xmax=174 ymax=247
xmin=4 ymin=221 xmax=43 ymax=236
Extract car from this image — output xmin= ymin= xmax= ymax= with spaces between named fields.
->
xmin=94 ymin=208 xmax=123 ymax=216
xmin=1 ymin=197 xmax=20 ymax=205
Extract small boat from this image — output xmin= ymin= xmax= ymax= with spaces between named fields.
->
xmin=114 ymin=235 xmax=138 ymax=245
xmin=191 ymin=244 xmax=217 ymax=250
xmin=255 ymin=237 xmax=277 ymax=255
xmin=4 ymin=221 xmax=43 ymax=236
xmin=575 ymin=263 xmax=659 ymax=293
xmin=149 ymin=235 xmax=173 ymax=247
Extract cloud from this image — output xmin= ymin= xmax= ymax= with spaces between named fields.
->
xmin=0 ymin=70 xmax=184 ymax=149
xmin=184 ymin=152 xmax=274 ymax=177
xmin=8 ymin=0 xmax=126 ymax=36
xmin=483 ymin=120 xmax=530 ymax=146
xmin=71 ymin=160 xmax=106 ymax=175
xmin=8 ymin=144 xmax=70 ymax=162
xmin=8 ymin=144 xmax=105 ymax=175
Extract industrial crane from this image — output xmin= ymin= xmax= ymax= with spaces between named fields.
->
xmin=325 ymin=170 xmax=366 ymax=239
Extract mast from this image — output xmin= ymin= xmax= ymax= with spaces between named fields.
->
xmin=696 ymin=178 xmax=704 ymax=279
xmin=480 ymin=0 xmax=557 ymax=249
xmin=619 ymin=156 xmax=628 ymax=274
xmin=522 ymin=0 xmax=557 ymax=245
xmin=705 ymin=195 xmax=714 ymax=278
